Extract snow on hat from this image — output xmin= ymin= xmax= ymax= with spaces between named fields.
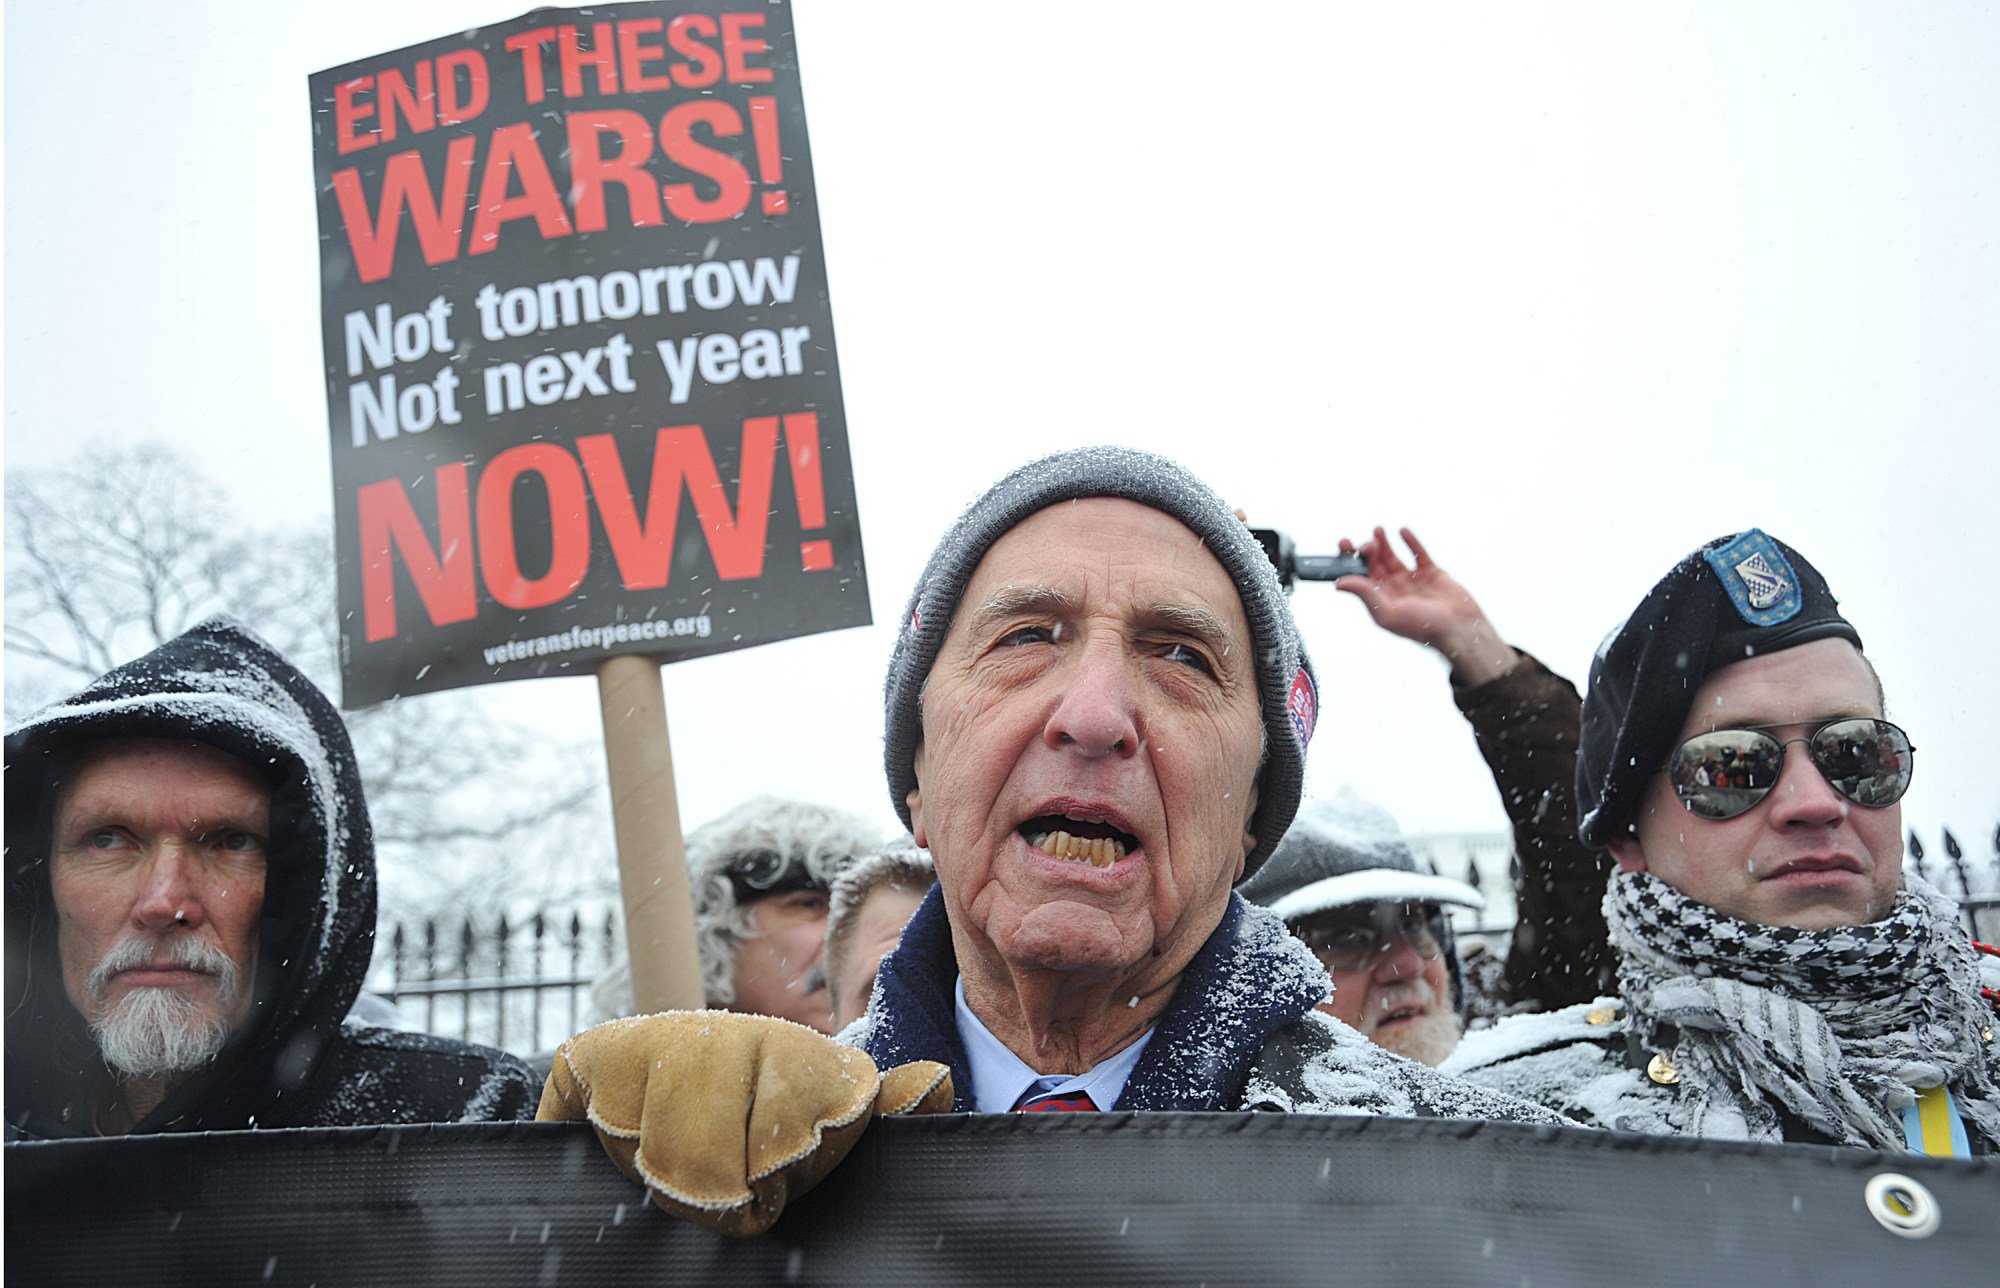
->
xmin=882 ymin=446 xmax=1318 ymax=879
xmin=1239 ymin=797 xmax=1480 ymax=1016
xmin=1576 ymin=528 xmax=1862 ymax=848
xmin=1238 ymin=798 xmax=1485 ymax=923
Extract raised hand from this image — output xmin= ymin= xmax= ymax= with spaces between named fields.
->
xmin=1336 ymin=527 xmax=1520 ymax=687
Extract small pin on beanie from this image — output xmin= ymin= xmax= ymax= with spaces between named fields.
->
xmin=1576 ymin=529 xmax=1862 ymax=848
xmin=882 ymin=446 xmax=1318 ymax=879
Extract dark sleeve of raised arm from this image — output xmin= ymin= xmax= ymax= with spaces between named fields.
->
xmin=1452 ymin=653 xmax=1616 ymax=1011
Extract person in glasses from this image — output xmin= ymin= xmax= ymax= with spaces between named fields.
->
xmin=1239 ymin=797 xmax=1484 ymax=1066
xmin=1444 ymin=530 xmax=2000 ymax=1154
xmin=589 ymin=795 xmax=887 ymax=1034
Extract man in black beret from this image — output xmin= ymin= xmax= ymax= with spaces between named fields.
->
xmin=1445 ymin=531 xmax=2000 ymax=1154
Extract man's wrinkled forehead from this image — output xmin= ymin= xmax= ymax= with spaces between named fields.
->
xmin=959 ymin=583 xmax=1240 ymax=652
xmin=51 ymin=735 xmax=272 ymax=820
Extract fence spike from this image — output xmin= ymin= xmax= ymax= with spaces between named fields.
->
xmin=423 ymin=920 xmax=439 ymax=1033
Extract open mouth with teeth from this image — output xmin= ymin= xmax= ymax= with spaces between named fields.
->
xmin=1020 ymin=815 xmax=1139 ymax=869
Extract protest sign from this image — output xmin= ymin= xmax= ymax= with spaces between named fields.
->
xmin=310 ymin=0 xmax=865 ymax=710
xmin=310 ymin=1 xmax=859 ymax=1011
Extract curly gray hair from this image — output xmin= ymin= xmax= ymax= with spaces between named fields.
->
xmin=591 ymin=795 xmax=887 ymax=1019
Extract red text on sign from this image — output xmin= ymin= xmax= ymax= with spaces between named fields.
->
xmin=356 ymin=413 xmax=830 ymax=642
xmin=330 ymin=98 xmax=784 ymax=283
xmin=501 ymin=14 xmax=771 ymax=102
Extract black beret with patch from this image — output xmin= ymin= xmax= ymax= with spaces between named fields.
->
xmin=1576 ymin=529 xmax=1862 ymax=848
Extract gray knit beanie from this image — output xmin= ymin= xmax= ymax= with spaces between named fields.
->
xmin=882 ymin=446 xmax=1318 ymax=878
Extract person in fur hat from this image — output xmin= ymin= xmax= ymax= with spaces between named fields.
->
xmin=590 ymin=795 xmax=888 ymax=1033
xmin=1445 ymin=530 xmax=2000 ymax=1154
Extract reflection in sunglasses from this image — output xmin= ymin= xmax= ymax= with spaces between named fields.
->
xmin=1667 ymin=718 xmax=1914 ymax=822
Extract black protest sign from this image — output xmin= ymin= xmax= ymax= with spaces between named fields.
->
xmin=310 ymin=1 xmax=865 ymax=708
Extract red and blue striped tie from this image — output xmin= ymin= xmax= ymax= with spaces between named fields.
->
xmin=1014 ymin=1085 xmax=1098 ymax=1112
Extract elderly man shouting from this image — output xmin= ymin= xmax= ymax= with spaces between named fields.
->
xmin=540 ymin=448 xmax=1561 ymax=1234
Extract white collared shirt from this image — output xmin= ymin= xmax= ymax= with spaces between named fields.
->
xmin=953 ymin=976 xmax=1156 ymax=1112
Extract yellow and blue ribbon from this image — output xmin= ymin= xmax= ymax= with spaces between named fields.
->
xmin=1899 ymin=1085 xmax=1971 ymax=1159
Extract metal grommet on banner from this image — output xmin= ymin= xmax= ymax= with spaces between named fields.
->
xmin=1862 ymin=1172 xmax=1940 ymax=1239
xmin=1645 ymin=1052 xmax=1679 ymax=1086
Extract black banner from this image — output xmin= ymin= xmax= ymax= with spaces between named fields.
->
xmin=308 ymin=2 xmax=866 ymax=708
xmin=8 ymin=1115 xmax=1994 ymax=1285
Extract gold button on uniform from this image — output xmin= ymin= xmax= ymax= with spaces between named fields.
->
xmin=1586 ymin=1005 xmax=1617 ymax=1026
xmin=1647 ymin=1053 xmax=1680 ymax=1086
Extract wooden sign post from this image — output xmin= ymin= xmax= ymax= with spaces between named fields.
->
xmin=596 ymin=654 xmax=705 ymax=1014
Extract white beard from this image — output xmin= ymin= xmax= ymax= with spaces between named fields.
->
xmin=1371 ymin=1007 xmax=1464 ymax=1068
xmin=86 ymin=936 xmax=243 ymax=1079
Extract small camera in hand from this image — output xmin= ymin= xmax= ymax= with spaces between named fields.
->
xmin=1250 ymin=528 xmax=1368 ymax=593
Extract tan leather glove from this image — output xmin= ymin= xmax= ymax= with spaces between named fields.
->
xmin=537 ymin=1010 xmax=952 ymax=1236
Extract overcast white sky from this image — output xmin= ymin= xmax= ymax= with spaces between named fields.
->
xmin=7 ymin=3 xmax=1997 ymax=876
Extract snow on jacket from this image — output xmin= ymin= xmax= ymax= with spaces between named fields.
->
xmin=1441 ymin=1000 xmax=1720 ymax=1137
xmin=1442 ymin=916 xmax=2000 ymax=1152
xmin=4 ymin=616 xmax=538 ymax=1138
xmin=844 ymin=884 xmax=1570 ymax=1123
xmin=1439 ymin=997 xmax=1941 ymax=1145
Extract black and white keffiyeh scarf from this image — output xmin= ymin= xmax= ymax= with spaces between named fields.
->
xmin=1606 ymin=870 xmax=2000 ymax=1149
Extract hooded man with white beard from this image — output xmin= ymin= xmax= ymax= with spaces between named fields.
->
xmin=5 ymin=616 xmax=539 ymax=1138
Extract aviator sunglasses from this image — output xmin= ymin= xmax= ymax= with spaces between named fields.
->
xmin=1665 ymin=717 xmax=1915 ymax=821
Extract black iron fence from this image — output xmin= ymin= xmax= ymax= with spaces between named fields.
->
xmin=370 ymin=826 xmax=1998 ymax=1057
xmin=365 ymin=907 xmax=622 ymax=1057
xmin=1909 ymin=826 xmax=2000 ymax=942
